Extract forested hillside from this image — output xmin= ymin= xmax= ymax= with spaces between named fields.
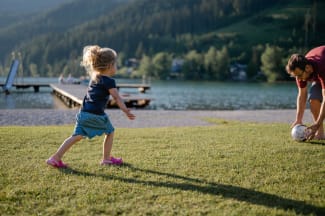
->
xmin=0 ymin=0 xmax=324 ymax=82
xmin=0 ymin=0 xmax=131 ymax=61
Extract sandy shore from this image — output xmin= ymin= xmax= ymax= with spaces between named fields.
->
xmin=0 ymin=109 xmax=314 ymax=128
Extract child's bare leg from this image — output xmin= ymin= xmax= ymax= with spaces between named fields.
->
xmin=103 ymin=132 xmax=114 ymax=160
xmin=51 ymin=135 xmax=83 ymax=161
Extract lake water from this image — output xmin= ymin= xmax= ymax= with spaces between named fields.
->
xmin=0 ymin=77 xmax=298 ymax=110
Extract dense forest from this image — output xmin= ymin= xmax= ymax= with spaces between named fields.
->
xmin=0 ymin=0 xmax=324 ymax=82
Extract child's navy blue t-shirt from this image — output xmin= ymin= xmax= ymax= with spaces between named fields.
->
xmin=81 ymin=75 xmax=116 ymax=115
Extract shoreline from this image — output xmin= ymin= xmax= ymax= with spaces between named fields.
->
xmin=0 ymin=109 xmax=313 ymax=128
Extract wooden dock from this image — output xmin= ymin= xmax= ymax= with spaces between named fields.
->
xmin=50 ymin=84 xmax=151 ymax=109
xmin=0 ymin=83 xmax=150 ymax=93
xmin=0 ymin=83 xmax=50 ymax=93
xmin=116 ymin=83 xmax=150 ymax=93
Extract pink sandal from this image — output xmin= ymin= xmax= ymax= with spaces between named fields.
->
xmin=46 ymin=157 xmax=68 ymax=168
xmin=100 ymin=156 xmax=123 ymax=165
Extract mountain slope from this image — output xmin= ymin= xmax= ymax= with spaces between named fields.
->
xmin=216 ymin=0 xmax=325 ymax=47
xmin=0 ymin=0 xmax=132 ymax=61
xmin=12 ymin=0 xmax=278 ymax=74
xmin=0 ymin=0 xmax=324 ymax=79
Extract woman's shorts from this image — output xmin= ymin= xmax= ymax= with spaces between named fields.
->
xmin=72 ymin=111 xmax=115 ymax=139
xmin=308 ymin=82 xmax=322 ymax=102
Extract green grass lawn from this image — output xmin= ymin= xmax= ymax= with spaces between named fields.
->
xmin=0 ymin=120 xmax=324 ymax=215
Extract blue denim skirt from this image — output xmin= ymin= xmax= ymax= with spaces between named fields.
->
xmin=73 ymin=111 xmax=115 ymax=139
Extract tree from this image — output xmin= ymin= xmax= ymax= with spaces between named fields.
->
xmin=151 ymin=52 xmax=172 ymax=79
xmin=204 ymin=46 xmax=217 ymax=79
xmin=137 ymin=55 xmax=153 ymax=79
xmin=304 ymin=9 xmax=312 ymax=48
xmin=135 ymin=42 xmax=144 ymax=58
xmin=62 ymin=58 xmax=83 ymax=78
xmin=214 ymin=46 xmax=229 ymax=80
xmin=117 ymin=52 xmax=126 ymax=69
xmin=246 ymin=45 xmax=264 ymax=80
xmin=29 ymin=63 xmax=39 ymax=77
xmin=0 ymin=63 xmax=4 ymax=76
xmin=182 ymin=50 xmax=203 ymax=80
xmin=311 ymin=0 xmax=317 ymax=41
xmin=260 ymin=44 xmax=285 ymax=82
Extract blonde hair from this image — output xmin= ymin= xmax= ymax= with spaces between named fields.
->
xmin=81 ymin=45 xmax=117 ymax=81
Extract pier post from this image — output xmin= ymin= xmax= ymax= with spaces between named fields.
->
xmin=33 ymin=86 xmax=40 ymax=92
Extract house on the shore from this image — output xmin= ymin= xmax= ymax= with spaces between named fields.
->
xmin=170 ymin=58 xmax=184 ymax=79
xmin=125 ymin=58 xmax=139 ymax=74
xmin=229 ymin=63 xmax=247 ymax=81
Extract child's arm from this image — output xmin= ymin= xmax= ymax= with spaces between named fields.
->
xmin=109 ymin=88 xmax=136 ymax=120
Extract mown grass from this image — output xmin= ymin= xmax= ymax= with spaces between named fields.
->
xmin=0 ymin=119 xmax=324 ymax=216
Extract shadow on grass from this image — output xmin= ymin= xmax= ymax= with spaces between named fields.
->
xmin=60 ymin=163 xmax=325 ymax=216
xmin=307 ymin=140 xmax=325 ymax=146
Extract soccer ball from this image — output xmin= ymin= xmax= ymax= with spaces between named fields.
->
xmin=291 ymin=124 xmax=308 ymax=142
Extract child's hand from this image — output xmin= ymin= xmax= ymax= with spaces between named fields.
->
xmin=125 ymin=109 xmax=136 ymax=120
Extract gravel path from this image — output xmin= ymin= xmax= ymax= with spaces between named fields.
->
xmin=0 ymin=109 xmax=314 ymax=127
